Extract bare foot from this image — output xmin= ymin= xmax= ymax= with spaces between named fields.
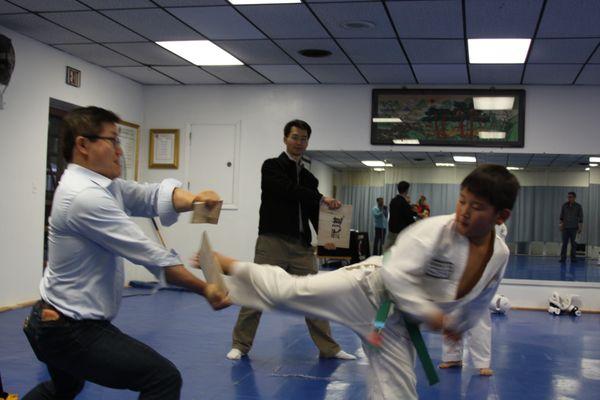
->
xmin=439 ymin=361 xmax=463 ymax=369
xmin=479 ymin=368 xmax=493 ymax=376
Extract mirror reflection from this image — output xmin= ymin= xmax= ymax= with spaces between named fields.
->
xmin=306 ymin=150 xmax=600 ymax=283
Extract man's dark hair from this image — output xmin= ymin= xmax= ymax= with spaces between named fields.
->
xmin=376 ymin=197 xmax=383 ymax=202
xmin=568 ymin=191 xmax=576 ymax=198
xmin=461 ymin=164 xmax=520 ymax=211
xmin=61 ymin=106 xmax=120 ymax=162
xmin=283 ymin=119 xmax=312 ymax=138
xmin=397 ymin=181 xmax=410 ymax=194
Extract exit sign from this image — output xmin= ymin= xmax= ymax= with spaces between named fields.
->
xmin=66 ymin=66 xmax=81 ymax=87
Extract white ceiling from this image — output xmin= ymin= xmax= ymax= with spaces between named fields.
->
xmin=1 ymin=0 xmax=600 ymax=85
xmin=305 ymin=150 xmax=595 ymax=172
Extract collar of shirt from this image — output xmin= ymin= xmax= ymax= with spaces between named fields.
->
xmin=67 ymin=163 xmax=113 ymax=189
xmin=284 ymin=151 xmax=304 ymax=168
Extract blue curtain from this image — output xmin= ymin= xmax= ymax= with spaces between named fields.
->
xmin=341 ymin=184 xmax=599 ymax=246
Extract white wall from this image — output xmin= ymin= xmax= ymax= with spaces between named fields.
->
xmin=0 ymin=27 xmax=144 ymax=308
xmin=309 ymin=159 xmax=335 ymax=197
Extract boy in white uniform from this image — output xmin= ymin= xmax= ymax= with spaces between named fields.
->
xmin=439 ymin=222 xmax=508 ymax=376
xmin=204 ymin=165 xmax=519 ymax=399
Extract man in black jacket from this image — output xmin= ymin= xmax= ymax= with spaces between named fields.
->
xmin=226 ymin=120 xmax=356 ymax=361
xmin=383 ymin=181 xmax=417 ymax=252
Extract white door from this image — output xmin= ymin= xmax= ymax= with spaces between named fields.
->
xmin=188 ymin=123 xmax=240 ymax=208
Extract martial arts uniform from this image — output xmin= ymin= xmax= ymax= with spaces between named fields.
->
xmin=441 ymin=222 xmax=508 ymax=370
xmin=224 ymin=215 xmax=509 ymax=399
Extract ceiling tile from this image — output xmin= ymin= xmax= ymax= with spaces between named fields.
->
xmin=413 ymin=64 xmax=468 ymax=84
xmin=303 ymin=65 xmax=364 ymax=83
xmin=0 ymin=13 xmax=90 ymax=44
xmin=523 ymin=64 xmax=581 ymax=85
xmin=277 ymin=39 xmax=349 ymax=64
xmin=402 ymin=39 xmax=465 ymax=63
xmin=55 ymin=43 xmax=141 ymax=66
xmin=310 ymin=2 xmax=395 ymax=38
xmin=338 ymin=39 xmax=406 ymax=64
xmin=251 ymin=65 xmax=317 ymax=83
xmin=470 ymin=64 xmax=523 ymax=84
xmin=528 ymin=39 xmax=598 ymax=63
xmin=202 ymin=66 xmax=270 ymax=83
xmin=80 ymin=0 xmax=155 ymax=8
xmin=0 ymin=0 xmax=25 ymax=13
xmin=237 ymin=4 xmax=328 ymax=39
xmin=153 ymin=66 xmax=224 ymax=84
xmin=356 ymin=64 xmax=414 ymax=84
xmin=466 ymin=0 xmax=543 ymax=38
xmin=106 ymin=42 xmax=190 ymax=65
xmin=575 ymin=64 xmax=600 ymax=85
xmin=42 ymin=11 xmax=146 ymax=42
xmin=214 ymin=40 xmax=293 ymax=64
xmin=108 ymin=66 xmax=180 ymax=84
xmin=387 ymin=0 xmax=463 ymax=39
xmin=155 ymin=0 xmax=226 ymax=5
xmin=167 ymin=6 xmax=264 ymax=40
xmin=9 ymin=0 xmax=88 ymax=12
xmin=102 ymin=9 xmax=204 ymax=41
xmin=538 ymin=0 xmax=600 ymax=38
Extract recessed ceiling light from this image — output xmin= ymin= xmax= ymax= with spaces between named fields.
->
xmin=585 ymin=167 xmax=590 ymax=171
xmin=453 ymin=155 xmax=477 ymax=163
xmin=393 ymin=139 xmax=419 ymax=144
xmin=373 ymin=167 xmax=385 ymax=172
xmin=156 ymin=40 xmax=242 ymax=66
xmin=473 ymin=97 xmax=515 ymax=110
xmin=436 ymin=163 xmax=455 ymax=167
xmin=590 ymin=163 xmax=598 ymax=167
xmin=362 ymin=160 xmax=386 ymax=167
xmin=589 ymin=157 xmax=600 ymax=163
xmin=468 ymin=38 xmax=531 ymax=64
xmin=298 ymin=49 xmax=332 ymax=58
xmin=478 ymin=131 xmax=506 ymax=139
xmin=373 ymin=117 xmax=403 ymax=123
xmin=228 ymin=0 xmax=300 ymax=4
xmin=507 ymin=166 xmax=523 ymax=171
xmin=340 ymin=20 xmax=376 ymax=30
xmin=384 ymin=163 xmax=393 ymax=167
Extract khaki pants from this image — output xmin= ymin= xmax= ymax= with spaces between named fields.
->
xmin=231 ymin=235 xmax=341 ymax=357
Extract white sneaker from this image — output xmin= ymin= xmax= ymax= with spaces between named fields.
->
xmin=333 ymin=350 xmax=357 ymax=360
xmin=226 ymin=348 xmax=245 ymax=360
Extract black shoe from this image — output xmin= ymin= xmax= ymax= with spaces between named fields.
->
xmin=559 ymin=258 xmax=566 ymax=263
xmin=571 ymin=257 xmax=578 ymax=262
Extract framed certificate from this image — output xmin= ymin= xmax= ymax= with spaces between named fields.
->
xmin=117 ymin=120 xmax=140 ymax=181
xmin=149 ymin=129 xmax=179 ymax=169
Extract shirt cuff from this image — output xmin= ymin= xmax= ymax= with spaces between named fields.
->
xmin=157 ymin=178 xmax=182 ymax=226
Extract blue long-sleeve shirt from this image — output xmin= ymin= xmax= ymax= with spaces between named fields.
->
xmin=41 ymin=164 xmax=182 ymax=320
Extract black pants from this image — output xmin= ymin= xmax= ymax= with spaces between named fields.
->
xmin=22 ymin=301 xmax=182 ymax=399
xmin=560 ymin=228 xmax=578 ymax=260
xmin=373 ymin=228 xmax=386 ymax=256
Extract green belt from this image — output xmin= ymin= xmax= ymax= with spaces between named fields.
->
xmin=372 ymin=299 xmax=439 ymax=386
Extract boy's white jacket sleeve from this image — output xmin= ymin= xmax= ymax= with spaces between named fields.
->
xmin=380 ymin=218 xmax=445 ymax=322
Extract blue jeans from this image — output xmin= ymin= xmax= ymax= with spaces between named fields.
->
xmin=560 ymin=228 xmax=578 ymax=260
xmin=22 ymin=301 xmax=182 ymax=399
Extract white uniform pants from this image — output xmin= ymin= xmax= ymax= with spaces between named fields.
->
xmin=225 ymin=262 xmax=419 ymax=400
xmin=441 ymin=311 xmax=491 ymax=369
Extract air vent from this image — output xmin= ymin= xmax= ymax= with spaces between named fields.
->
xmin=298 ymin=49 xmax=332 ymax=58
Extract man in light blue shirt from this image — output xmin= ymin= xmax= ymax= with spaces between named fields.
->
xmin=372 ymin=197 xmax=388 ymax=255
xmin=22 ymin=106 xmax=228 ymax=400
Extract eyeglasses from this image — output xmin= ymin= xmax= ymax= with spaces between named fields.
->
xmin=289 ymin=134 xmax=309 ymax=143
xmin=84 ymin=135 xmax=121 ymax=147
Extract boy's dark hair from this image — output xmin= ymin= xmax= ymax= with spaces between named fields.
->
xmin=283 ymin=119 xmax=312 ymax=138
xmin=397 ymin=181 xmax=410 ymax=194
xmin=568 ymin=191 xmax=576 ymax=198
xmin=61 ymin=106 xmax=120 ymax=162
xmin=461 ymin=164 xmax=520 ymax=210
